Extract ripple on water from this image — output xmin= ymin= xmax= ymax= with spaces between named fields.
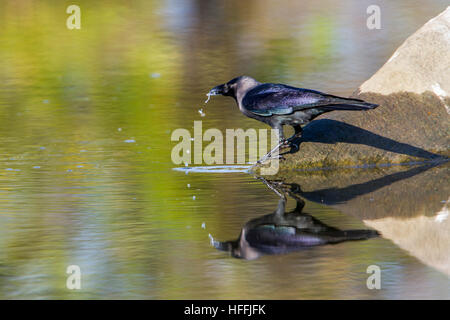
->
xmin=173 ymin=165 xmax=251 ymax=174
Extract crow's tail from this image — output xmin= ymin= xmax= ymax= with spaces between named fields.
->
xmin=341 ymin=229 xmax=380 ymax=240
xmin=322 ymin=229 xmax=379 ymax=244
xmin=319 ymin=95 xmax=378 ymax=111
xmin=322 ymin=103 xmax=378 ymax=111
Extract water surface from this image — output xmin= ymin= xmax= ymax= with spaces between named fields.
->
xmin=0 ymin=0 xmax=449 ymax=299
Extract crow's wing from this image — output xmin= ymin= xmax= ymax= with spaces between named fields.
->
xmin=242 ymin=84 xmax=376 ymax=116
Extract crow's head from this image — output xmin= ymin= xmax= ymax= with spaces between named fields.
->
xmin=207 ymin=76 xmax=259 ymax=100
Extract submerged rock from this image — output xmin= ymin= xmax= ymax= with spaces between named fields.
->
xmin=279 ymin=7 xmax=450 ymax=171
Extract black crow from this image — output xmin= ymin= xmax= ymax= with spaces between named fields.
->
xmin=207 ymin=76 xmax=378 ymax=161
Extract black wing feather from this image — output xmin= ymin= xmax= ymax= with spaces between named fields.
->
xmin=242 ymin=84 xmax=377 ymax=116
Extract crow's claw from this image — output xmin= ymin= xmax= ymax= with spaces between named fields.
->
xmin=289 ymin=143 xmax=300 ymax=153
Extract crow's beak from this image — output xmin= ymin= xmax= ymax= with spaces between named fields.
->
xmin=211 ymin=238 xmax=233 ymax=252
xmin=208 ymin=84 xmax=225 ymax=96
xmin=212 ymin=240 xmax=228 ymax=251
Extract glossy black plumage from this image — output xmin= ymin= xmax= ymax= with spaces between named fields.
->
xmin=243 ymin=83 xmax=377 ymax=116
xmin=208 ymin=76 xmax=378 ymax=144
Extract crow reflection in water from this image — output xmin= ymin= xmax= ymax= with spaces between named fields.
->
xmin=207 ymin=76 xmax=378 ymax=161
xmin=212 ymin=180 xmax=379 ymax=260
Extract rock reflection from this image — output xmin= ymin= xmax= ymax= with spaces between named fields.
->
xmin=272 ymin=160 xmax=450 ymax=275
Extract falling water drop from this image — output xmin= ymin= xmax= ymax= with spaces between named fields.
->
xmin=205 ymin=92 xmax=212 ymax=104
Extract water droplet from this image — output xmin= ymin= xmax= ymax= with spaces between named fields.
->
xmin=208 ymin=234 xmax=215 ymax=246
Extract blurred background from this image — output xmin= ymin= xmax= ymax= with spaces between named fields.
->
xmin=0 ymin=0 xmax=449 ymax=299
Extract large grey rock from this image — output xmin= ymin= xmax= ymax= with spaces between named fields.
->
xmin=276 ymin=7 xmax=450 ymax=171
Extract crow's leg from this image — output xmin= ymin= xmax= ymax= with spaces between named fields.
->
xmin=256 ymin=141 xmax=284 ymax=164
xmin=294 ymin=198 xmax=306 ymax=213
xmin=255 ymin=124 xmax=285 ymax=164
xmin=294 ymin=125 xmax=302 ymax=137
xmin=286 ymin=125 xmax=302 ymax=141
xmin=285 ymin=125 xmax=302 ymax=153
xmin=279 ymin=126 xmax=292 ymax=149
xmin=257 ymin=177 xmax=286 ymax=200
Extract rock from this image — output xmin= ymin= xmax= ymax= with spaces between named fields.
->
xmin=360 ymin=7 xmax=450 ymax=97
xmin=276 ymin=7 xmax=450 ymax=171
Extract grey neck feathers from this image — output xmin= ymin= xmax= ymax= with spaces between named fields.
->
xmin=235 ymin=78 xmax=260 ymax=103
